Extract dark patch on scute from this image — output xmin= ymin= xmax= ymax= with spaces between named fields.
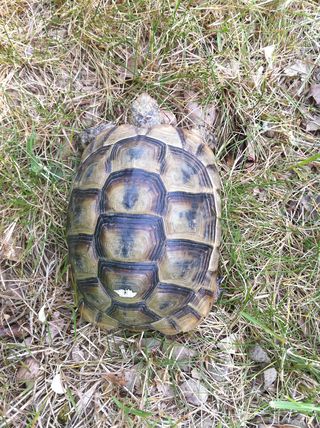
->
xmin=185 ymin=202 xmax=198 ymax=230
xmin=122 ymin=184 xmax=139 ymax=209
xmin=127 ymin=147 xmax=144 ymax=160
xmin=181 ymin=165 xmax=194 ymax=184
xmin=120 ymin=227 xmax=134 ymax=258
xmin=207 ymin=164 xmax=218 ymax=173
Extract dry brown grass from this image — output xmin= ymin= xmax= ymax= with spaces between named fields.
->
xmin=0 ymin=1 xmax=320 ymax=427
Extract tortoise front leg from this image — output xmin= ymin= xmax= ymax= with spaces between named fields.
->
xmin=184 ymin=91 xmax=217 ymax=149
xmin=78 ymin=122 xmax=115 ymax=151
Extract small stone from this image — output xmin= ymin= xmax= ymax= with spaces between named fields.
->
xmin=217 ymin=334 xmax=239 ymax=354
xmin=165 ymin=342 xmax=197 ymax=361
xmin=156 ymin=382 xmax=175 ymax=399
xmin=140 ymin=337 xmax=161 ymax=351
xmin=250 ymin=344 xmax=271 ymax=364
xmin=180 ymin=379 xmax=208 ymax=406
xmin=123 ymin=366 xmax=142 ymax=393
xmin=207 ymin=361 xmax=230 ymax=382
xmin=16 ymin=357 xmax=40 ymax=384
xmin=263 ymin=367 xmax=277 ymax=389
xmin=191 ymin=368 xmax=201 ymax=379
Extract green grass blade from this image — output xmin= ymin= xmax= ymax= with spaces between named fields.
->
xmin=240 ymin=311 xmax=286 ymax=344
xmin=112 ymin=397 xmax=153 ymax=418
xmin=270 ymin=400 xmax=320 ymax=413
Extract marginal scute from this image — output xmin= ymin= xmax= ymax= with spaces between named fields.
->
xmin=150 ymin=317 xmax=180 ymax=335
xmin=189 ymin=288 xmax=215 ymax=317
xmin=78 ymin=301 xmax=119 ymax=330
xmin=108 ymin=303 xmax=159 ymax=326
xmin=102 ymin=124 xmax=138 ymax=147
xmin=172 ymin=306 xmax=202 ymax=333
xmin=68 ymin=123 xmax=221 ymax=335
xmin=81 ymin=125 xmax=116 ymax=161
xmin=182 ymin=129 xmax=203 ymax=156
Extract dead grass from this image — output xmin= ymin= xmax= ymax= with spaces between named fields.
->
xmin=0 ymin=1 xmax=319 ymax=427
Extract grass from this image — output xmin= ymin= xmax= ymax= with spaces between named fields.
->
xmin=0 ymin=0 xmax=319 ymax=427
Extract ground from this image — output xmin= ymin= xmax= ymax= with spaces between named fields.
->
xmin=0 ymin=1 xmax=319 ymax=427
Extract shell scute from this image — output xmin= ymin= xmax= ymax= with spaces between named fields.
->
xmin=158 ymin=239 xmax=212 ymax=286
xmin=95 ymin=214 xmax=165 ymax=262
xmin=98 ymin=260 xmax=158 ymax=303
xmin=101 ymin=168 xmax=166 ymax=215
xmin=164 ymin=192 xmax=216 ymax=242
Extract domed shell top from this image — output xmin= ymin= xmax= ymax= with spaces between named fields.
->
xmin=67 ymin=124 xmax=221 ymax=335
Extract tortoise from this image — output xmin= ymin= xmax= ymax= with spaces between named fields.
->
xmin=67 ymin=93 xmax=221 ymax=335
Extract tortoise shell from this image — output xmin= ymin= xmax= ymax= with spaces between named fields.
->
xmin=67 ymin=124 xmax=221 ymax=335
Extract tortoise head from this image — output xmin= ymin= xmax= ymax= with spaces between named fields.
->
xmin=130 ymin=93 xmax=162 ymax=128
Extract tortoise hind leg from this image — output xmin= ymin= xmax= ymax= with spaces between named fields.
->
xmin=77 ymin=122 xmax=115 ymax=151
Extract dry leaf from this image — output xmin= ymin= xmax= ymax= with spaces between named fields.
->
xmin=191 ymin=368 xmax=201 ymax=379
xmin=250 ymin=344 xmax=271 ymax=364
xmin=180 ymin=379 xmax=208 ymax=406
xmin=51 ymin=373 xmax=66 ymax=394
xmin=309 ymin=83 xmax=320 ymax=105
xmin=206 ymin=354 xmax=232 ymax=382
xmin=263 ymin=367 xmax=277 ymax=389
xmin=258 ymin=425 xmax=301 ymax=428
xmin=0 ymin=222 xmax=23 ymax=262
xmin=140 ymin=337 xmax=161 ymax=351
xmin=263 ymin=45 xmax=275 ymax=67
xmin=104 ymin=371 xmax=127 ymax=387
xmin=123 ymin=366 xmax=142 ymax=393
xmin=166 ymin=342 xmax=197 ymax=362
xmin=253 ymin=188 xmax=268 ymax=202
xmin=76 ymin=381 xmax=99 ymax=412
xmin=16 ymin=357 xmax=40 ymax=383
xmin=72 ymin=344 xmax=85 ymax=362
xmin=217 ymin=334 xmax=239 ymax=354
xmin=184 ymin=91 xmax=216 ymax=127
xmin=156 ymin=382 xmax=175 ymax=399
xmin=253 ymin=66 xmax=265 ymax=90
xmin=38 ymin=305 xmax=47 ymax=323
xmin=46 ymin=311 xmax=66 ymax=342
xmin=0 ymin=324 xmax=28 ymax=339
xmin=24 ymin=45 xmax=34 ymax=58
xmin=283 ymin=60 xmax=312 ymax=79
xmin=104 ymin=367 xmax=142 ymax=393
xmin=306 ymin=116 xmax=320 ymax=132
